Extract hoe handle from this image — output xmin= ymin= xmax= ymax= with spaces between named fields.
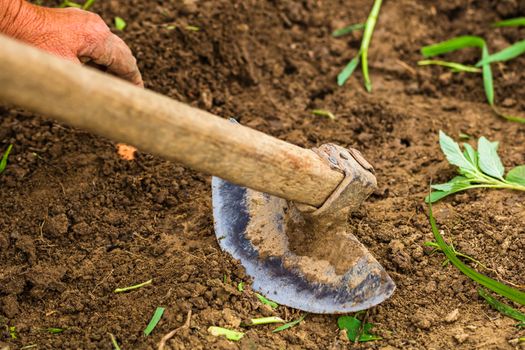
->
xmin=0 ymin=35 xmax=345 ymax=207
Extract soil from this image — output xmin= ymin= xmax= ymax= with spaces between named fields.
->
xmin=1 ymin=0 xmax=525 ymax=349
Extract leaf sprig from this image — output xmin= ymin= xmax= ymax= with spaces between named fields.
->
xmin=426 ymin=131 xmax=525 ymax=203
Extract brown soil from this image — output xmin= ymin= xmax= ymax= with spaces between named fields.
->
xmin=1 ymin=0 xmax=525 ymax=349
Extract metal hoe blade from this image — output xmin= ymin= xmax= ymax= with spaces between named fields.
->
xmin=212 ymin=144 xmax=395 ymax=313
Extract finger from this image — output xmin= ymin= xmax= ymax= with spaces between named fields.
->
xmin=87 ymin=34 xmax=143 ymax=87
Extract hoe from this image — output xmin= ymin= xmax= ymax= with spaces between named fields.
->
xmin=0 ymin=35 xmax=395 ymax=313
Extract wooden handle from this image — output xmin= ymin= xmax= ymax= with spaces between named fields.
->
xmin=0 ymin=34 xmax=344 ymax=207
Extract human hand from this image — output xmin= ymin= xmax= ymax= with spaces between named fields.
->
xmin=1 ymin=0 xmax=143 ymax=86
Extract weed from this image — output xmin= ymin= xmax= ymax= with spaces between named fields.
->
xmin=255 ymin=293 xmax=278 ymax=309
xmin=144 ymin=307 xmax=165 ymax=336
xmin=47 ymin=327 xmax=65 ymax=334
xmin=336 ymin=0 xmax=382 ymax=91
xmin=426 ymin=131 xmax=525 ymax=203
xmin=424 ymin=241 xmax=488 ymax=269
xmin=247 ymin=317 xmax=285 ymax=326
xmin=272 ymin=313 xmax=307 ymax=333
xmin=237 ymin=282 xmax=245 ymax=292
xmin=311 ymin=109 xmax=336 ymax=120
xmin=478 ymin=288 xmax=525 ymax=326
xmin=332 ymin=23 xmax=365 ymax=38
xmin=492 ymin=17 xmax=525 ymax=27
xmin=109 ymin=333 xmax=121 ymax=350
xmin=59 ymin=0 xmax=95 ymax=10
xmin=417 ymin=60 xmax=481 ymax=73
xmin=427 ymin=197 xmax=525 ymax=306
xmin=207 ymin=326 xmax=244 ymax=341
xmin=114 ymin=279 xmax=153 ymax=293
xmin=0 ymin=144 xmax=12 ymax=174
xmin=114 ymin=17 xmax=127 ymax=31
xmin=337 ymin=313 xmax=381 ymax=342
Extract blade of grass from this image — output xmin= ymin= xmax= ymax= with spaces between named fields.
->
xmin=144 ymin=307 xmax=165 ymax=336
xmin=272 ymin=313 xmax=307 ymax=333
xmin=428 ymin=194 xmax=525 ymax=306
xmin=478 ymin=288 xmax=525 ymax=323
xmin=421 ymin=36 xmax=485 ymax=57
xmin=417 ymin=60 xmax=482 ymax=73
xmin=255 ymin=293 xmax=278 ymax=308
xmin=109 ymin=333 xmax=121 ymax=350
xmin=0 ymin=144 xmax=13 ymax=173
xmin=249 ymin=317 xmax=285 ymax=326
xmin=337 ymin=56 xmax=360 ymax=86
xmin=332 ymin=23 xmax=365 ymax=37
xmin=491 ymin=106 xmax=525 ymax=124
xmin=492 ymin=17 xmax=525 ymax=27
xmin=311 ymin=109 xmax=336 ymax=120
xmin=361 ymin=0 xmax=383 ymax=92
xmin=477 ymin=40 xmax=525 ymax=66
xmin=480 ymin=44 xmax=494 ymax=106
xmin=82 ymin=0 xmax=95 ymax=10
xmin=47 ymin=327 xmax=64 ymax=334
xmin=114 ymin=279 xmax=153 ymax=293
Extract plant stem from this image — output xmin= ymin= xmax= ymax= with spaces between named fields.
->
xmin=360 ymin=0 xmax=382 ymax=92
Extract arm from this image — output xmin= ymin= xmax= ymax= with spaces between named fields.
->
xmin=0 ymin=0 xmax=143 ymax=86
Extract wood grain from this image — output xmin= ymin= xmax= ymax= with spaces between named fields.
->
xmin=0 ymin=34 xmax=344 ymax=206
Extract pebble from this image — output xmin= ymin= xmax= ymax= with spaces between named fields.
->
xmin=453 ymin=331 xmax=469 ymax=344
xmin=444 ymin=308 xmax=459 ymax=323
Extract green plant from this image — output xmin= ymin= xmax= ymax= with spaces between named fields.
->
xmin=424 ymin=241 xmax=488 ymax=269
xmin=272 ymin=313 xmax=307 ymax=333
xmin=255 ymin=293 xmax=278 ymax=308
xmin=0 ymin=144 xmax=13 ymax=174
xmin=247 ymin=317 xmax=285 ymax=326
xmin=337 ymin=314 xmax=381 ymax=342
xmin=336 ymin=0 xmax=382 ymax=91
xmin=420 ymin=33 xmax=525 ymax=123
xmin=492 ymin=17 xmax=525 ymax=27
xmin=109 ymin=333 xmax=121 ymax=350
xmin=332 ymin=23 xmax=365 ymax=38
xmin=478 ymin=288 xmax=525 ymax=327
xmin=47 ymin=327 xmax=65 ymax=334
xmin=427 ymin=197 xmax=525 ymax=306
xmin=144 ymin=307 xmax=165 ymax=336
xmin=114 ymin=17 xmax=127 ymax=31
xmin=208 ymin=326 xmax=244 ymax=341
xmin=417 ymin=60 xmax=481 ymax=73
xmin=114 ymin=279 xmax=152 ymax=293
xmin=59 ymin=0 xmax=95 ymax=10
xmin=426 ymin=131 xmax=525 ymax=203
xmin=312 ymin=109 xmax=336 ymax=120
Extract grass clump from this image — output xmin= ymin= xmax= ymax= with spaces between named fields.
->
xmin=419 ymin=27 xmax=525 ymax=123
xmin=335 ymin=0 xmax=383 ymax=91
xmin=426 ymin=131 xmax=525 ymax=203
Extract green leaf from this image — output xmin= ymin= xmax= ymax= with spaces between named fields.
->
xmin=477 ymin=40 xmax=525 ymax=66
xmin=478 ymin=288 xmax=525 ymax=323
xmin=480 ymin=44 xmax=494 ymax=106
xmin=144 ymin=307 xmax=165 ymax=336
xmin=337 ymin=316 xmax=382 ymax=342
xmin=421 ymin=36 xmax=485 ymax=57
xmin=0 ymin=144 xmax=13 ymax=173
xmin=272 ymin=314 xmax=307 ymax=333
xmin=426 ymin=177 xmax=471 ymax=203
xmin=477 ymin=137 xmax=504 ymax=179
xmin=492 ymin=17 xmax=525 ymax=27
xmin=255 ymin=293 xmax=278 ymax=308
xmin=249 ymin=317 xmax=285 ymax=326
xmin=332 ymin=23 xmax=365 ymax=37
xmin=114 ymin=16 xmax=127 ymax=31
xmin=439 ymin=131 xmax=477 ymax=173
xmin=311 ymin=109 xmax=336 ymax=120
xmin=417 ymin=60 xmax=482 ymax=73
xmin=208 ymin=326 xmax=244 ymax=341
xmin=428 ymin=197 xmax=525 ymax=306
xmin=463 ymin=143 xmax=478 ymax=167
xmin=337 ymin=56 xmax=360 ymax=86
xmin=47 ymin=327 xmax=64 ymax=334
xmin=506 ymin=165 xmax=525 ymax=186
xmin=82 ymin=0 xmax=95 ymax=10
xmin=237 ymin=281 xmax=245 ymax=292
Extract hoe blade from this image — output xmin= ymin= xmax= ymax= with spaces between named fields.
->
xmin=212 ymin=177 xmax=395 ymax=314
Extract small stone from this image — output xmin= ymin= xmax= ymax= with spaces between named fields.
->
xmin=453 ymin=331 xmax=469 ymax=344
xmin=502 ymin=98 xmax=516 ymax=108
xmin=445 ymin=308 xmax=459 ymax=323
xmin=439 ymin=72 xmax=452 ymax=85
